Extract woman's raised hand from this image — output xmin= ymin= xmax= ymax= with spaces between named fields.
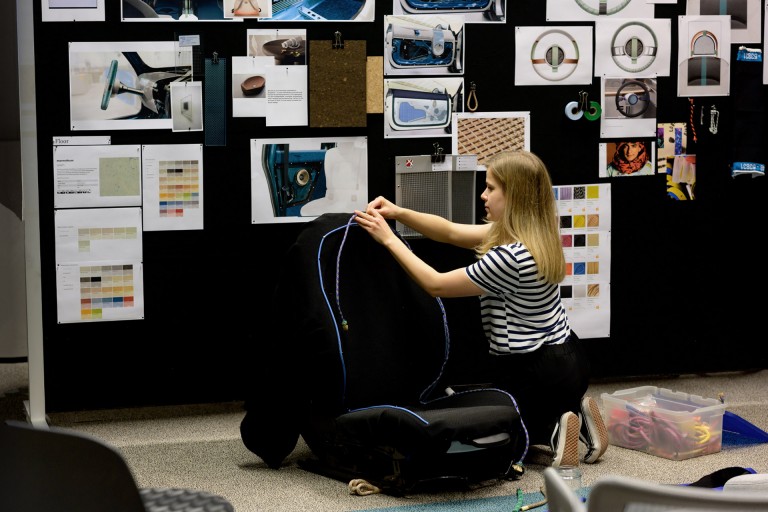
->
xmin=366 ymin=196 xmax=399 ymax=220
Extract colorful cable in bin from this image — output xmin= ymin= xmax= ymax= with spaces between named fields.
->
xmin=607 ymin=403 xmax=721 ymax=460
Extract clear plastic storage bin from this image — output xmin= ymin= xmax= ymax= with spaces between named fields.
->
xmin=600 ymin=386 xmax=726 ymax=461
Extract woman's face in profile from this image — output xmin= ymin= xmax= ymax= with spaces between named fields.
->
xmin=622 ymin=142 xmax=644 ymax=161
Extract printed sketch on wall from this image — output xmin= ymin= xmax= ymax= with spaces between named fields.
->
xmin=514 ymin=26 xmax=593 ymax=86
xmin=451 ymin=111 xmax=531 ymax=169
xmin=121 ymin=0 xmax=240 ymax=21
xmin=384 ymin=78 xmax=464 ymax=139
xmin=251 ymin=137 xmax=368 ymax=224
xmin=677 ymin=15 xmax=731 ymax=97
xmin=687 ymin=0 xmax=762 ymax=44
xmin=384 ymin=15 xmax=465 ymax=76
xmin=43 ymin=0 xmax=105 ymax=21
xmin=171 ymin=82 xmax=203 ymax=132
xmin=600 ymin=77 xmax=658 ymax=138
xmin=223 ymin=0 xmax=272 ymax=19
xmin=594 ymin=18 xmax=672 ymax=78
xmin=599 ymin=140 xmax=656 ymax=177
xmin=266 ymin=0 xmax=374 ymax=21
xmin=391 ymin=0 xmax=504 ymax=23
xmin=69 ymin=41 xmax=193 ymax=131
xmin=235 ymin=29 xmax=308 ymax=124
xmin=545 ymin=0 xmax=653 ymax=22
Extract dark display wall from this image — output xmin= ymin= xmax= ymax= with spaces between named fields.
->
xmin=32 ymin=1 xmax=767 ymax=413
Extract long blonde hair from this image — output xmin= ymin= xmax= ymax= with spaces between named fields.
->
xmin=475 ymin=151 xmax=566 ymax=284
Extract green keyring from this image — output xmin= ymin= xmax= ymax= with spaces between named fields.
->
xmin=584 ymin=101 xmax=601 ymax=121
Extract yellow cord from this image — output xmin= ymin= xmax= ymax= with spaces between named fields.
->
xmin=348 ymin=479 xmax=382 ymax=496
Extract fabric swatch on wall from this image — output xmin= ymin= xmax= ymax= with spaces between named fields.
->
xmin=309 ymin=39 xmax=367 ymax=128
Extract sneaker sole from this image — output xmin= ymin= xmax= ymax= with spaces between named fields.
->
xmin=582 ymin=397 xmax=609 ymax=464
xmin=553 ymin=412 xmax=580 ymax=468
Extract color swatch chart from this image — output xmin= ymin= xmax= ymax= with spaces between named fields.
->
xmin=78 ymin=226 xmax=138 ymax=252
xmin=79 ymin=264 xmax=135 ymax=320
xmin=54 ymin=207 xmax=143 ymax=264
xmin=554 ymin=183 xmax=612 ymax=339
xmin=158 ymin=159 xmax=200 ymax=217
xmin=56 ymin=261 xmax=144 ymax=323
xmin=142 ymin=143 xmax=204 ymax=232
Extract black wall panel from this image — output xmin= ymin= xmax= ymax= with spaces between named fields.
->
xmin=32 ymin=1 xmax=767 ymax=412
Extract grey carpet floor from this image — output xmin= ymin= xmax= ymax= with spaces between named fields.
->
xmin=3 ymin=364 xmax=768 ymax=512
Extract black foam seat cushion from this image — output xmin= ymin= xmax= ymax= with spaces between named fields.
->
xmin=241 ymin=213 xmax=527 ymax=492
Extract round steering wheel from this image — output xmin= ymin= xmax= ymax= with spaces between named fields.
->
xmin=615 ymin=80 xmax=650 ymax=118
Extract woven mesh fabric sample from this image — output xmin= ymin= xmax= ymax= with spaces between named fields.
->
xmin=457 ymin=116 xmax=527 ymax=166
xmin=204 ymin=57 xmax=227 ymax=146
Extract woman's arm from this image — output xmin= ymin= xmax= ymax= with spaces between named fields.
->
xmin=366 ymin=196 xmax=489 ymax=249
xmin=354 ymin=209 xmax=484 ymax=298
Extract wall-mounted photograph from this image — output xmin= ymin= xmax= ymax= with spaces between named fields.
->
xmin=170 ymin=82 xmax=203 ymax=132
xmin=265 ymin=0 xmax=374 ymax=21
xmin=121 ymin=0 xmax=238 ymax=21
xmin=251 ymin=137 xmax=368 ymax=224
xmin=247 ymin=29 xmax=306 ymax=64
xmin=69 ymin=41 xmax=193 ymax=131
xmin=677 ymin=15 xmax=731 ymax=97
xmin=600 ymin=77 xmax=657 ymax=138
xmin=595 ymin=18 xmax=672 ymax=78
xmin=599 ymin=140 xmax=656 ymax=177
xmin=384 ymin=78 xmax=464 ymax=139
xmin=545 ymin=0 xmax=652 ymax=22
xmin=392 ymin=0 xmax=504 ymax=22
xmin=686 ymin=0 xmax=761 ymax=44
xmin=43 ymin=0 xmax=104 ymax=21
xmin=384 ymin=15 xmax=464 ymax=76
xmin=515 ymin=26 xmax=593 ymax=85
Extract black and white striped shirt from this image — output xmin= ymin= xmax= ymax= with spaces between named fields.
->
xmin=465 ymin=242 xmax=571 ymax=355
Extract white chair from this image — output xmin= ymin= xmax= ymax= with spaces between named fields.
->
xmin=543 ymin=467 xmax=587 ymax=512
xmin=587 ymin=474 xmax=768 ymax=511
xmin=544 ymin=467 xmax=768 ymax=512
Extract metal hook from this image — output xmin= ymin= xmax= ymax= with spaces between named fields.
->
xmin=431 ymin=142 xmax=445 ymax=163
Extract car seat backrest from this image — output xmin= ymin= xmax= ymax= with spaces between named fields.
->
xmin=289 ymin=213 xmax=449 ymax=412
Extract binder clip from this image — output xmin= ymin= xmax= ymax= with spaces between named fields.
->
xmin=431 ymin=142 xmax=446 ymax=163
xmin=565 ymin=90 xmax=601 ymax=121
xmin=212 ymin=51 xmax=219 ymax=64
xmin=333 ymin=31 xmax=344 ymax=50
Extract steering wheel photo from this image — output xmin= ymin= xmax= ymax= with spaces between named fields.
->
xmin=615 ymin=80 xmax=651 ymax=118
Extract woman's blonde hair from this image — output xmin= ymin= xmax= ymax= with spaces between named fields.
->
xmin=475 ymin=151 xmax=566 ymax=284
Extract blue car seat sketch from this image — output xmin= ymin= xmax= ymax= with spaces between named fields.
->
xmin=385 ymin=88 xmax=454 ymax=131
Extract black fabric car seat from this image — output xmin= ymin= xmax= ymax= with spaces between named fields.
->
xmin=240 ymin=212 xmax=528 ymax=495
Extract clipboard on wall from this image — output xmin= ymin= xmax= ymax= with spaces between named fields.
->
xmin=309 ymin=34 xmax=367 ymax=128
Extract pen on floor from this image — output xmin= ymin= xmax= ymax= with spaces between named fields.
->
xmin=520 ymin=498 xmax=547 ymax=511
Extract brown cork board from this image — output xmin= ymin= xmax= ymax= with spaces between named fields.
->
xmin=309 ymin=40 xmax=367 ymax=128
xmin=366 ymin=56 xmax=383 ymax=114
